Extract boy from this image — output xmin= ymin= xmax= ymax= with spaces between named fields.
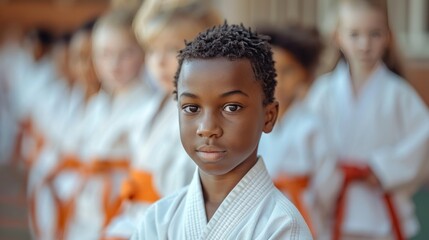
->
xmin=131 ymin=23 xmax=312 ymax=239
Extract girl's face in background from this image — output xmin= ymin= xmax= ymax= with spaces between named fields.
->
xmin=69 ymin=31 xmax=99 ymax=89
xmin=52 ymin=41 xmax=71 ymax=83
xmin=145 ymin=21 xmax=204 ymax=93
xmin=337 ymin=4 xmax=390 ymax=71
xmin=272 ymin=46 xmax=308 ymax=108
xmin=93 ymin=26 xmax=144 ymax=94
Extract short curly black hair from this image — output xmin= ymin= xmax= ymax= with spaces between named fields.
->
xmin=174 ymin=22 xmax=277 ymax=105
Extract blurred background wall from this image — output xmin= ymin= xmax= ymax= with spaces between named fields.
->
xmin=1 ymin=0 xmax=427 ymax=105
xmin=0 ymin=0 xmax=109 ymax=35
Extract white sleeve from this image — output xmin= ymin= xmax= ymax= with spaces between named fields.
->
xmin=130 ymin=189 xmax=186 ymax=240
xmin=305 ymin=74 xmax=333 ymax=115
xmin=369 ymin=85 xmax=429 ymax=191
xmin=308 ymin=122 xmax=343 ymax=216
xmin=130 ymin=205 xmax=159 ymax=240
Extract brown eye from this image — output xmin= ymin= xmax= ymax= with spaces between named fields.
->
xmin=223 ymin=104 xmax=242 ymax=113
xmin=183 ymin=105 xmax=200 ymax=113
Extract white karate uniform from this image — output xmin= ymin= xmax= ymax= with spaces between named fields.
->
xmin=1 ymin=43 xmax=42 ymax=166
xmin=3 ymin=41 xmax=35 ymax=123
xmin=131 ymin=158 xmax=312 ymax=240
xmin=106 ymin=92 xmax=195 ymax=239
xmin=259 ymin=102 xmax=333 ymax=176
xmin=306 ymin=61 xmax=429 ymax=239
xmin=67 ymin=81 xmax=158 ymax=240
xmin=26 ymin=78 xmax=72 ymax=191
xmin=26 ymin=82 xmax=90 ymax=240
xmin=27 ymin=89 xmax=108 ymax=240
xmin=12 ymin=55 xmax=58 ymax=167
xmin=0 ymin=41 xmax=24 ymax=164
xmin=14 ymin=55 xmax=56 ymax=121
xmin=129 ymin=93 xmax=193 ymax=196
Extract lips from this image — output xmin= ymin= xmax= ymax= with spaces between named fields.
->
xmin=196 ymin=145 xmax=227 ymax=162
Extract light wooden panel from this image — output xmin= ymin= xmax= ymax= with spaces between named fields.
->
xmin=0 ymin=1 xmax=109 ymax=34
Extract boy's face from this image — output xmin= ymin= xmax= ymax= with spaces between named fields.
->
xmin=93 ymin=26 xmax=144 ymax=93
xmin=177 ymin=58 xmax=278 ymax=176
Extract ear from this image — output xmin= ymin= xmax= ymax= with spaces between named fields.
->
xmin=263 ymin=101 xmax=279 ymax=133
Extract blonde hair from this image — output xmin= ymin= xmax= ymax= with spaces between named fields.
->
xmin=133 ymin=1 xmax=222 ymax=48
xmin=93 ymin=9 xmax=136 ymax=35
xmin=332 ymin=0 xmax=404 ymax=78
xmin=110 ymin=0 xmax=143 ymax=13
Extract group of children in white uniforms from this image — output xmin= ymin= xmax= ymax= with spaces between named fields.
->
xmin=2 ymin=0 xmax=429 ymax=239
xmin=2 ymin=1 xmax=224 ymax=240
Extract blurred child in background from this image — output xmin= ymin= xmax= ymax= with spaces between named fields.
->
xmin=257 ymin=25 xmax=336 ymax=237
xmin=104 ymin=2 xmax=222 ymax=239
xmin=306 ymin=0 xmax=429 ymax=239
xmin=26 ymin=20 xmax=102 ymax=240
xmin=68 ymin=20 xmax=101 ymax=103
xmin=66 ymin=8 xmax=154 ymax=240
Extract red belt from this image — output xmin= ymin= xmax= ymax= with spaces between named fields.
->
xmin=333 ymin=163 xmax=404 ymax=240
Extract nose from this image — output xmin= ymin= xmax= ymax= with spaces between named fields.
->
xmin=196 ymin=111 xmax=222 ymax=138
xmin=358 ymin=36 xmax=371 ymax=52
xmin=111 ymin=54 xmax=122 ymax=68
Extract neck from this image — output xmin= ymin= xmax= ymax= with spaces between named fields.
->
xmin=349 ymin=61 xmax=378 ymax=96
xmin=110 ymin=79 xmax=140 ymax=98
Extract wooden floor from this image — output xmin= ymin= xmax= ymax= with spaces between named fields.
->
xmin=0 ymin=165 xmax=31 ymax=240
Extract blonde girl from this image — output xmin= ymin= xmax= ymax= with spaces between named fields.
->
xmin=306 ymin=0 xmax=429 ymax=239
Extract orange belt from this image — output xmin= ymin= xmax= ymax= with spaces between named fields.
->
xmin=83 ymin=158 xmax=130 ymax=228
xmin=29 ymin=154 xmax=83 ymax=240
xmin=29 ymin=155 xmax=130 ymax=240
xmin=120 ymin=169 xmax=161 ymax=203
xmin=333 ymin=163 xmax=404 ymax=240
xmin=274 ymin=175 xmax=314 ymax=236
xmin=97 ymin=169 xmax=161 ymax=240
